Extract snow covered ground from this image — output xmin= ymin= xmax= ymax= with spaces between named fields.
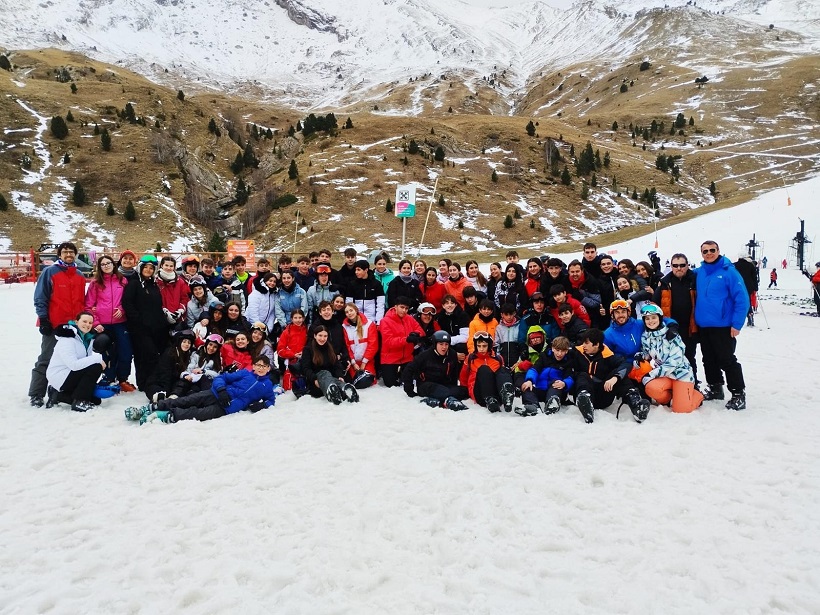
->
xmin=2 ymin=185 xmax=820 ymax=613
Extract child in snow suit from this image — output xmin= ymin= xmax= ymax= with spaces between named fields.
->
xmin=518 ymin=336 xmax=575 ymax=416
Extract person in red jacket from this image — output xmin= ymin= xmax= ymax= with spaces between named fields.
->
xmin=221 ymin=331 xmax=253 ymax=372
xmin=29 ymin=241 xmax=87 ymax=407
xmin=420 ymin=267 xmax=447 ymax=312
xmin=459 ymin=332 xmax=515 ymax=413
xmin=803 ymin=264 xmax=820 ymax=316
xmin=379 ymin=296 xmax=424 ymax=387
xmin=277 ymin=309 xmax=308 ymax=373
xmin=157 ymin=256 xmax=189 ymax=330
xmin=548 ymin=284 xmax=591 ymax=326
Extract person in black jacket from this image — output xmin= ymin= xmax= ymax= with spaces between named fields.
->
xmin=123 ymin=255 xmax=168 ymax=391
xmin=566 ymin=328 xmax=647 ymax=423
xmin=402 ymin=331 xmax=469 ymax=410
xmin=143 ymin=329 xmax=195 ymax=403
xmin=492 ymin=263 xmax=529 ymax=316
xmin=387 ymin=259 xmax=424 ymax=312
xmin=311 ymin=301 xmax=351 ymax=367
xmin=733 ymin=254 xmax=759 ymax=327
xmin=436 ymin=295 xmax=470 ymax=361
xmin=298 ymin=325 xmax=358 ymax=404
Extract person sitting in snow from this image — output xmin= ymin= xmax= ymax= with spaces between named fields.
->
xmin=402 ymin=330 xmax=469 ymax=411
xmin=517 ymin=335 xmax=575 ymax=417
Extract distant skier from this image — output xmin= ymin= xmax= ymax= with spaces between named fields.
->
xmin=762 ymin=256 xmax=768 ymax=269
xmin=782 ymin=258 xmax=788 ymax=270
xmin=767 ymin=269 xmax=778 ymax=289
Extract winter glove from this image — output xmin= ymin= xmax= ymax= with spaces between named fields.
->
xmin=406 ymin=332 xmax=422 ymax=345
xmin=404 ymin=382 xmax=417 ymax=398
xmin=38 ymin=317 xmax=53 ymax=336
xmin=247 ymin=399 xmax=266 ymax=413
xmin=633 ymin=352 xmax=645 ymax=368
xmin=665 ymin=321 xmax=680 ymax=339
xmin=164 ymin=308 xmax=178 ymax=324
xmin=174 ymin=308 xmax=185 ymax=321
xmin=216 ymin=388 xmax=231 ymax=408
xmin=225 ymin=362 xmax=239 ymax=373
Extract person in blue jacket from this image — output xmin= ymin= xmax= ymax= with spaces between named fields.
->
xmin=694 ymin=241 xmax=749 ymax=410
xmin=603 ymin=299 xmax=646 ymax=357
xmin=124 ymin=355 xmax=279 ymax=423
xmin=517 ymin=335 xmax=574 ymax=416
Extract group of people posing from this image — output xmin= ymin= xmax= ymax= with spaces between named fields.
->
xmin=28 ymin=240 xmax=751 ymax=424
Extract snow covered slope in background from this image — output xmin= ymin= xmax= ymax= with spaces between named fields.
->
xmin=2 ymin=0 xmax=818 ymax=110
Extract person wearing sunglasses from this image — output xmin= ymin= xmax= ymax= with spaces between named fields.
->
xmin=694 ymin=241 xmax=749 ymax=410
xmin=653 ymin=253 xmax=699 ymax=382
xmin=126 ymin=355 xmax=279 ymax=424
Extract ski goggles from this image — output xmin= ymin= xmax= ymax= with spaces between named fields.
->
xmin=609 ymin=299 xmax=630 ymax=313
xmin=473 ymin=331 xmax=491 ymax=341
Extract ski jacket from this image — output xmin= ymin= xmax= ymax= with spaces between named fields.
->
xmin=379 ymin=307 xmax=424 ymax=365
xmin=293 ymin=270 xmax=316 ymax=292
xmin=639 ymin=324 xmax=695 ymax=383
xmin=420 ymin=281 xmax=448 ymax=312
xmin=694 ymin=256 xmax=749 ymax=330
xmin=494 ymin=318 xmax=523 ymax=367
xmin=46 ymin=322 xmax=102 ymax=391
xmin=467 ymin=314 xmax=499 ymax=353
xmin=220 ymin=342 xmax=253 ymax=372
xmin=275 ymin=283 xmax=308 ymax=328
xmin=212 ymin=274 xmax=246 ymax=312
xmin=558 ymin=314 xmax=588 ymax=345
xmin=524 ymin=349 xmax=575 ymax=392
xmin=185 ymin=350 xmax=221 ymax=380
xmin=373 ymin=268 xmax=395 ymax=294
xmin=34 ymin=261 xmax=86 ymax=328
xmin=246 ymin=286 xmax=279 ymax=333
xmin=123 ymin=275 xmax=166 ymax=333
xmin=514 ymin=326 xmax=549 ymax=374
xmin=436 ymin=306 xmax=470 ymax=346
xmin=581 ymin=254 xmax=604 ymax=280
xmin=276 ymin=323 xmax=308 ymax=362
xmin=493 ymin=280 xmax=529 ymax=316
xmin=459 ymin=350 xmax=504 ymax=400
xmin=540 ymin=271 xmax=572 ymax=304
xmin=567 ymin=343 xmax=628 ymax=383
xmin=306 ymin=281 xmax=342 ymax=323
xmin=311 ymin=315 xmax=351 ymax=364
xmin=387 ymin=276 xmax=424 ymax=311
xmin=346 ymin=275 xmax=386 ymax=324
xmin=299 ymin=341 xmax=347 ymax=386
xmin=444 ymin=274 xmax=471 ymax=307
xmin=524 ymin=274 xmax=542 ymax=298
xmin=548 ymin=295 xmax=591 ymax=326
xmin=518 ymin=309 xmax=560 ymax=346
xmin=403 ymin=347 xmax=461 ymax=388
xmin=654 ymin=270 xmax=698 ymax=336
xmin=186 ymin=290 xmax=221 ymax=327
xmin=603 ymin=317 xmax=645 ymax=357
xmin=222 ymin=315 xmax=251 ymax=341
xmin=146 ymin=345 xmax=192 ymax=397
xmin=212 ymin=369 xmax=277 ymax=414
xmin=734 ymin=257 xmax=760 ymax=293
xmin=568 ymin=271 xmax=603 ymax=313
xmin=157 ymin=275 xmax=189 ymax=314
xmin=342 ymin=313 xmax=379 ymax=367
xmin=85 ymin=273 xmax=128 ymax=326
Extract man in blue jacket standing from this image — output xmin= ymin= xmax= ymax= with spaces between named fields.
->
xmin=694 ymin=241 xmax=749 ymax=410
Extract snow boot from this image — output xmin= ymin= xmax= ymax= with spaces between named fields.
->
xmin=71 ymin=400 xmax=95 ymax=413
xmin=342 ymin=383 xmax=359 ymax=403
xmin=443 ymin=396 xmax=468 ymax=411
xmin=30 ymin=395 xmax=44 ymax=408
xmin=125 ymin=403 xmax=155 ymax=422
xmin=419 ymin=397 xmax=440 ymax=408
xmin=576 ymin=391 xmax=594 ymax=424
xmin=45 ymin=386 xmax=61 ymax=409
xmin=544 ymin=396 xmax=561 ymax=415
xmin=624 ymin=388 xmax=650 ymax=423
xmin=514 ymin=404 xmax=539 ymax=417
xmin=725 ymin=390 xmax=746 ymax=411
xmin=500 ymin=382 xmax=515 ymax=413
xmin=140 ymin=410 xmax=172 ymax=425
xmin=152 ymin=391 xmax=167 ymax=403
xmin=703 ymin=384 xmax=725 ymax=401
xmin=325 ymin=383 xmax=345 ymax=405
xmin=485 ymin=397 xmax=501 ymax=413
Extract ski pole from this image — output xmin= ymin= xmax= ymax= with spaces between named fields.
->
xmin=757 ymin=297 xmax=770 ymax=329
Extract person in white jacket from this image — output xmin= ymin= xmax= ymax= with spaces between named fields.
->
xmin=46 ymin=312 xmax=106 ymax=412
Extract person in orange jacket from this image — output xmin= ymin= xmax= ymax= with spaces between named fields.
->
xmin=459 ymin=332 xmax=515 ymax=413
xmin=467 ymin=299 xmax=499 ymax=353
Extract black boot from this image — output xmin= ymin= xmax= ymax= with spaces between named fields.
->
xmin=500 ymin=382 xmax=515 ymax=413
xmin=624 ymin=388 xmax=650 ymax=423
xmin=703 ymin=384 xmax=725 ymax=401
xmin=485 ymin=397 xmax=501 ymax=413
xmin=725 ymin=390 xmax=746 ymax=411
xmin=342 ymin=383 xmax=359 ymax=403
xmin=576 ymin=391 xmax=594 ymax=424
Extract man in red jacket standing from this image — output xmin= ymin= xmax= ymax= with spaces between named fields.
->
xmin=29 ymin=242 xmax=87 ymax=407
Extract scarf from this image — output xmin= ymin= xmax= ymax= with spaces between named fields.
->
xmin=158 ymin=269 xmax=177 ymax=282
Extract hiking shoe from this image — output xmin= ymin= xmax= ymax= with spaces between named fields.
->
xmin=544 ymin=397 xmax=561 ymax=415
xmin=703 ymin=384 xmax=725 ymax=401
xmin=325 ymin=383 xmax=344 ymax=405
xmin=342 ymin=383 xmax=359 ymax=403
xmin=514 ymin=404 xmax=539 ymax=417
xmin=725 ymin=390 xmax=746 ymax=411
xmin=30 ymin=395 xmax=44 ymax=408
xmin=71 ymin=400 xmax=95 ymax=413
xmin=500 ymin=382 xmax=515 ymax=412
xmin=485 ymin=397 xmax=501 ymax=413
xmin=118 ymin=381 xmax=137 ymax=393
xmin=419 ymin=397 xmax=440 ymax=408
xmin=124 ymin=404 xmax=154 ymax=421
xmin=140 ymin=410 xmax=172 ymax=425
xmin=443 ymin=396 xmax=467 ymax=411
xmin=576 ymin=391 xmax=594 ymax=424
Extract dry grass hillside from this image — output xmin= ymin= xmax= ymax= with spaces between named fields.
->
xmin=1 ymin=41 xmax=818 ymax=260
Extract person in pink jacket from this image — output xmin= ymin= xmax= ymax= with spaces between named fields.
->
xmin=85 ymin=255 xmax=135 ymax=390
xmin=378 ymin=296 xmax=424 ymax=388
xmin=157 ymin=256 xmax=190 ymax=331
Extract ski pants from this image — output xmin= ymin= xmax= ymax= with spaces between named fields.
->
xmin=157 ymin=389 xmax=226 ymax=422
xmin=100 ymin=322 xmax=133 ymax=383
xmin=380 ymin=363 xmax=408 ymax=388
xmin=60 ymin=363 xmax=104 ymax=403
xmin=417 ymin=380 xmax=468 ymax=403
xmin=521 ymin=384 xmax=568 ymax=407
xmin=472 ymin=365 xmax=512 ymax=407
xmin=699 ymin=326 xmax=745 ymax=393
xmin=574 ymin=373 xmax=636 ymax=409
xmin=29 ymin=333 xmax=57 ymax=398
xmin=131 ymin=327 xmax=168 ymax=391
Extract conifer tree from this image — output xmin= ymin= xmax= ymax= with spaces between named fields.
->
xmin=66 ymin=110 xmax=74 ymax=123
xmin=0 ymin=54 xmax=11 ymax=71
xmin=106 ymin=202 xmax=115 ymax=216
xmin=434 ymin=146 xmax=445 ymax=162
xmin=0 ymin=193 xmax=8 ymax=211
xmin=503 ymin=214 xmax=513 ymax=228
xmin=230 ymin=152 xmax=244 ymax=175
xmin=709 ymin=181 xmax=717 ymax=196
xmin=561 ymin=166 xmax=572 ymax=186
xmin=208 ymin=118 xmax=218 ymax=134
xmin=63 ymin=153 xmax=70 ymax=164
xmin=50 ymin=116 xmax=69 ymax=139
xmin=235 ymin=178 xmax=249 ymax=205
xmin=177 ymin=89 xmax=185 ymax=102
xmin=385 ymin=198 xmax=393 ymax=212
xmin=344 ymin=117 xmax=353 ymax=129
xmin=288 ymin=159 xmax=298 ymax=180
xmin=101 ymin=128 xmax=111 ymax=151
xmin=525 ymin=120 xmax=536 ymax=137
xmin=72 ymin=181 xmax=86 ymax=206
xmin=70 ymin=83 xmax=77 ymax=94
xmin=611 ymin=121 xmax=618 ymax=131
xmin=438 ymin=195 xmax=445 ymax=207
xmin=93 ymin=123 xmax=100 ymax=135
xmin=581 ymin=182 xmax=589 ymax=199
xmin=265 ymin=128 xmax=273 ymax=139
xmin=243 ymin=142 xmax=258 ymax=168
xmin=603 ymin=151 xmax=610 ymax=168
xmin=491 ymin=169 xmax=498 ymax=183
xmin=125 ymin=200 xmax=136 ymax=221
xmin=206 ymin=230 xmax=226 ymax=252
xmin=408 ymin=140 xmax=419 ymax=155
xmin=124 ymin=102 xmax=136 ymax=123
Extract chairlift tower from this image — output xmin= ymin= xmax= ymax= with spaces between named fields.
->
xmin=789 ymin=219 xmax=812 ymax=271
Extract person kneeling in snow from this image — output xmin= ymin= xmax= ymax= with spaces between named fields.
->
xmin=125 ymin=355 xmax=279 ymax=424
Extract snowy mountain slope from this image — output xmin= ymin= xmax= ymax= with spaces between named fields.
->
xmin=1 ymin=0 xmax=817 ymax=111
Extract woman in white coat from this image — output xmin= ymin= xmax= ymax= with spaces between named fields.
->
xmin=46 ymin=311 xmax=107 ymax=412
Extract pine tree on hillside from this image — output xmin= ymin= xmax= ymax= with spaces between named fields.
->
xmin=265 ymin=128 xmax=273 ymax=139
xmin=206 ymin=230 xmax=226 ymax=252
xmin=0 ymin=54 xmax=11 ymax=71
xmin=66 ymin=110 xmax=75 ymax=123
xmin=73 ymin=182 xmax=86 ymax=206
xmin=491 ymin=169 xmax=498 ymax=183
xmin=344 ymin=117 xmax=353 ymax=129
xmin=231 ymin=152 xmax=244 ymax=175
xmin=93 ymin=123 xmax=100 ymax=135
xmin=50 ymin=116 xmax=68 ymax=139
xmin=525 ymin=120 xmax=536 ymax=137
xmin=101 ymin=128 xmax=112 ymax=151
xmin=235 ymin=178 xmax=249 ymax=205
xmin=434 ymin=146 xmax=445 ymax=162
xmin=125 ymin=200 xmax=136 ymax=221
xmin=106 ymin=202 xmax=115 ymax=216
xmin=124 ymin=102 xmax=136 ymax=123
xmin=243 ymin=142 xmax=258 ymax=168
xmin=288 ymin=159 xmax=298 ymax=180
xmin=561 ymin=166 xmax=572 ymax=186
xmin=177 ymin=90 xmax=185 ymax=102
xmin=503 ymin=214 xmax=514 ymax=228
xmin=408 ymin=140 xmax=420 ymax=155
xmin=0 ymin=193 xmax=8 ymax=211
xmin=70 ymin=83 xmax=77 ymax=94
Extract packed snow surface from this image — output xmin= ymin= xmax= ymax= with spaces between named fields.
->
xmin=1 ymin=177 xmax=819 ymax=613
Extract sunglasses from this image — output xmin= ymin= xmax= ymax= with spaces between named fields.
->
xmin=671 ymin=263 xmax=688 ymax=268
xmin=702 ymin=248 xmax=718 ymax=254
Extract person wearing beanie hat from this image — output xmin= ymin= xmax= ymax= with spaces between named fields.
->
xmin=346 ymin=257 xmax=385 ymax=325
xmin=142 ymin=328 xmax=196 ymax=403
xmin=118 ymin=250 xmax=138 ymax=280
